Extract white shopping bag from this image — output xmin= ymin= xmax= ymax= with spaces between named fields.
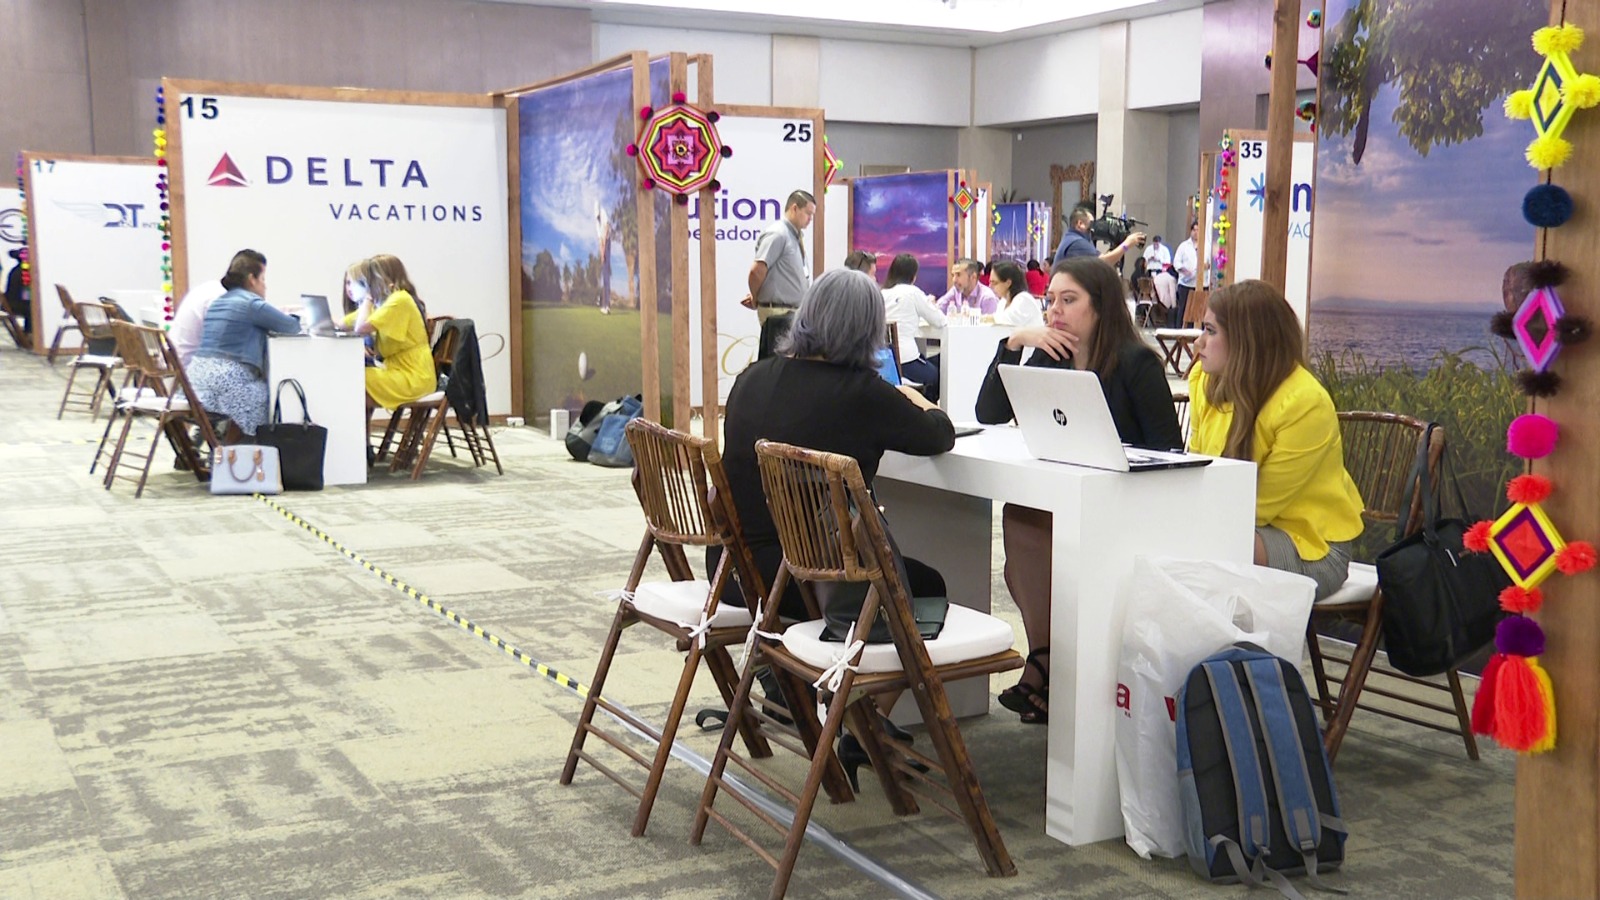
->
xmin=1114 ymin=557 xmax=1317 ymax=859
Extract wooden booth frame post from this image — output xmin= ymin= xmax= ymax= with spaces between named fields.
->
xmin=702 ymin=99 xmax=826 ymax=443
xmin=19 ymin=152 xmax=156 ymax=356
xmin=161 ymin=77 xmax=521 ymax=416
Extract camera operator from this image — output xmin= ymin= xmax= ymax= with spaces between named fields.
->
xmin=1052 ymin=206 xmax=1146 ymax=268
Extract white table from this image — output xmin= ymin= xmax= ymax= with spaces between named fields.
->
xmin=877 ymin=427 xmax=1255 ymax=846
xmin=920 ymin=323 xmax=1012 ymax=422
xmin=266 ymin=335 xmax=367 ymax=486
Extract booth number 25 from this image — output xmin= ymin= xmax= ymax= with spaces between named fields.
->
xmin=782 ymin=122 xmax=812 ymax=142
xmin=179 ymin=96 xmax=221 ymax=119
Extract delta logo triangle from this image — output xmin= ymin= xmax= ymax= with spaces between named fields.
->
xmin=207 ymin=153 xmax=249 ymax=187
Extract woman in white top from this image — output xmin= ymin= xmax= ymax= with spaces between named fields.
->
xmin=989 ymin=260 xmax=1044 ymax=328
xmin=879 ymin=253 xmax=947 ymax=401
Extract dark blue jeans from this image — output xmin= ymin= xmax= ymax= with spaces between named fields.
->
xmin=900 ymin=355 xmax=940 ymax=402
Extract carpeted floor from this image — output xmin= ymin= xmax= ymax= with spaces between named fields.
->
xmin=0 ymin=345 xmax=1514 ymax=899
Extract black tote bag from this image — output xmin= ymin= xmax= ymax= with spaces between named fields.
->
xmin=256 ymin=379 xmax=328 ymax=491
xmin=1373 ymin=424 xmax=1507 ymax=677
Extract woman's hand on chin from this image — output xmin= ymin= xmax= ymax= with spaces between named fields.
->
xmin=1006 ymin=326 xmax=1078 ymax=360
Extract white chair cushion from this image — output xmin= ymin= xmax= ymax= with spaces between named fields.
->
xmin=1154 ymin=328 xmax=1203 ymax=339
xmin=629 ymin=579 xmax=753 ymax=628
xmin=130 ymin=395 xmax=190 ymax=413
xmin=414 ymin=391 xmax=446 ymax=404
xmin=781 ymin=604 xmax=1015 ymax=674
xmin=77 ymin=354 xmax=122 ymax=367
xmin=1315 ymin=561 xmax=1379 ymax=607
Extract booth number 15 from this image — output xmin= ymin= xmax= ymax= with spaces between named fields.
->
xmin=179 ymin=96 xmax=221 ymax=119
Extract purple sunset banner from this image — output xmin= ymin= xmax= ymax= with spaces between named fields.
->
xmin=851 ymin=171 xmax=951 ymax=298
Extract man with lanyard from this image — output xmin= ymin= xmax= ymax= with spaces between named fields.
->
xmin=1172 ymin=220 xmax=1200 ymax=327
xmin=1051 ymin=206 xmax=1145 ymax=268
xmin=744 ymin=189 xmax=815 ymax=359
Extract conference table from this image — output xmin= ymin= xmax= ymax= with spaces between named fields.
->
xmin=918 ymin=323 xmax=1012 ymax=421
xmin=265 ymin=334 xmax=368 ymax=486
xmin=876 ymin=426 xmax=1255 ymax=847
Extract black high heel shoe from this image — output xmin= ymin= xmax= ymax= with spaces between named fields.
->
xmin=837 ymin=722 xmax=927 ymax=792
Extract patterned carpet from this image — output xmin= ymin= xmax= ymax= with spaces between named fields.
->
xmin=0 ymin=345 xmax=1514 ymax=899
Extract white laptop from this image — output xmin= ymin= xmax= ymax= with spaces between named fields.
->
xmin=997 ymin=364 xmax=1211 ymax=473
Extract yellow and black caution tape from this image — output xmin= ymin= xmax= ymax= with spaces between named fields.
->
xmin=252 ymin=492 xmax=595 ymax=699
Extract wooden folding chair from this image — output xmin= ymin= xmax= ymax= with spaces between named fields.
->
xmin=1135 ymin=276 xmax=1159 ymax=327
xmin=55 ymin=301 xmax=123 ymax=420
xmin=561 ymin=418 xmax=788 ymax=835
xmin=1307 ymin=413 xmax=1477 ymax=761
xmin=101 ymin=322 xmax=218 ymax=497
xmin=0 ymin=286 xmax=28 ymax=349
xmin=692 ymin=441 xmax=1023 ymax=897
xmin=375 ymin=326 xmax=456 ymax=479
xmin=47 ymin=285 xmax=82 ymax=363
xmin=1172 ymin=392 xmax=1192 ymax=447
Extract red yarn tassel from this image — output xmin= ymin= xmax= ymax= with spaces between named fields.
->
xmin=1471 ymin=654 xmax=1505 ymax=736
xmin=1493 ymin=655 xmax=1550 ymax=752
xmin=1507 ymin=474 xmax=1552 ymax=505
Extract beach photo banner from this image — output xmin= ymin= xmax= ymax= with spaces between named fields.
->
xmin=163 ymin=80 xmax=514 ymax=415
xmin=1307 ymin=0 xmax=1545 ymax=543
xmin=21 ymin=154 xmax=161 ymax=354
xmin=685 ymin=109 xmax=822 ymax=405
xmin=851 ymin=170 xmax=953 ymax=298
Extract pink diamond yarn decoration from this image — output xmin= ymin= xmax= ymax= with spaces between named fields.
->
xmin=1514 ymin=285 xmax=1567 ymax=373
xmin=635 ymin=104 xmax=725 ymax=196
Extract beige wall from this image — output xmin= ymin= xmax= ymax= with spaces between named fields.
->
xmin=2 ymin=0 xmax=592 ymax=163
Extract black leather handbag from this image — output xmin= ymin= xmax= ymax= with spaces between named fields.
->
xmin=256 ymin=379 xmax=328 ymax=491
xmin=1373 ymin=424 xmax=1507 ymax=676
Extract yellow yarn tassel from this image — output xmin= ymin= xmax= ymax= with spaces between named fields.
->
xmin=1529 ymin=657 xmax=1557 ymax=754
xmin=1534 ymin=23 xmax=1585 ymax=57
xmin=1528 ymin=134 xmax=1574 ymax=169
xmin=1504 ymin=89 xmax=1536 ymax=120
xmin=1565 ymin=73 xmax=1600 ymax=109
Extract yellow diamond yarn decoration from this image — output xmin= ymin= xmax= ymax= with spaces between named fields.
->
xmin=1505 ymin=24 xmax=1600 ymax=169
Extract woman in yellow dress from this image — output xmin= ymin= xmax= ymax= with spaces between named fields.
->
xmin=347 ymin=255 xmax=435 ymax=412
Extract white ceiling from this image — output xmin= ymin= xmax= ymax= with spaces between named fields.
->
xmin=492 ymin=0 xmax=1210 ymax=47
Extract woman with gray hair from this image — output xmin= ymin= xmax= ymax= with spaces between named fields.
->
xmin=714 ymin=268 xmax=954 ymax=786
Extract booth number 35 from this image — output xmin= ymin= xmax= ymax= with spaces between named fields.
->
xmin=179 ymin=96 xmax=222 ymax=120
xmin=781 ymin=122 xmax=812 ymax=142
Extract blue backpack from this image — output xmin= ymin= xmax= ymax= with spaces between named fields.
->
xmin=586 ymin=394 xmax=643 ymax=468
xmin=1176 ymin=643 xmax=1347 ymax=898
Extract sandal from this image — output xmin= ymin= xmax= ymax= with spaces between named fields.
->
xmin=998 ymin=647 xmax=1049 ymax=714
xmin=1018 ymin=683 xmax=1048 ymax=724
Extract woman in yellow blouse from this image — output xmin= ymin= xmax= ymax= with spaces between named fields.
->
xmin=347 ymin=255 xmax=435 ymax=412
xmin=1190 ymin=280 xmax=1364 ymax=598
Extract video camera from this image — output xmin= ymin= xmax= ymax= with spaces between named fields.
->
xmin=1085 ymin=194 xmax=1146 ymax=248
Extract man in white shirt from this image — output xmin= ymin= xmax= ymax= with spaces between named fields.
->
xmin=167 ymin=276 xmax=229 ymax=366
xmin=1171 ymin=221 xmax=1200 ymax=328
xmin=1142 ymin=235 xmax=1172 ymax=274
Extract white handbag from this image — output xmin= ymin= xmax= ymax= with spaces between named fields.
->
xmin=210 ymin=445 xmax=283 ymax=495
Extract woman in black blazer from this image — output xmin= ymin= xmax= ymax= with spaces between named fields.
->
xmin=974 ymin=257 xmax=1182 ymax=723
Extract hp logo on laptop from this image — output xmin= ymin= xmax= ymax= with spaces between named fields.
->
xmin=1052 ymin=408 xmax=1068 ymax=426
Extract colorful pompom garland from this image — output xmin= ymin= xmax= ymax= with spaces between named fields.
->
xmin=153 ymin=85 xmax=173 ymax=327
xmin=1461 ymin=414 xmax=1597 ymax=753
xmin=13 ymin=154 xmax=30 ymax=309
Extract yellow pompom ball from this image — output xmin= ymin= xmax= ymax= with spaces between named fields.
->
xmin=1565 ymin=73 xmax=1600 ymax=109
xmin=162 ymin=282 xmax=172 ymax=292
xmin=1527 ymin=134 xmax=1573 ymax=169
xmin=1504 ymin=89 xmax=1536 ymax=120
xmin=1533 ymin=24 xmax=1585 ymax=57
xmin=151 ymin=127 xmax=162 ymax=138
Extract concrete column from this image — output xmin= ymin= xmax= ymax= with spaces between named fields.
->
xmin=1096 ymin=21 xmax=1170 ymax=239
xmin=771 ymin=35 xmax=820 ymax=108
xmin=957 ymin=126 xmax=1012 ymax=195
